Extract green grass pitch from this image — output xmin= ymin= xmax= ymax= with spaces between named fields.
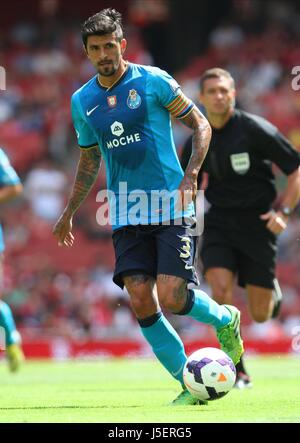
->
xmin=0 ymin=355 xmax=299 ymax=423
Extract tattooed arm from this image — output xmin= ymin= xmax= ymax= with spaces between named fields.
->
xmin=178 ymin=107 xmax=211 ymax=201
xmin=53 ymin=146 xmax=101 ymax=246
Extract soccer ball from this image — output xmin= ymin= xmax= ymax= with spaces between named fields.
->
xmin=183 ymin=347 xmax=236 ymax=401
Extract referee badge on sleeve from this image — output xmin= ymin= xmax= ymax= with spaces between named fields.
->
xmin=230 ymin=152 xmax=250 ymax=175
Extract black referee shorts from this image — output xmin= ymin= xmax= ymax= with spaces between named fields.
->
xmin=200 ymin=208 xmax=277 ymax=289
xmin=112 ymin=223 xmax=199 ymax=289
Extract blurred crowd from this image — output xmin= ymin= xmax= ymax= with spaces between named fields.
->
xmin=0 ymin=0 xmax=300 ymax=342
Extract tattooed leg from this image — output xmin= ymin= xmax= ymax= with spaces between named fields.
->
xmin=156 ymin=274 xmax=188 ymax=313
xmin=123 ymin=274 xmax=159 ymax=319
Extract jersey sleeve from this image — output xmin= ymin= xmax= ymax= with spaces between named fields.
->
xmin=252 ymin=116 xmax=300 ymax=175
xmin=71 ymin=93 xmax=98 ymax=149
xmin=0 ymin=149 xmax=21 ymax=186
xmin=153 ymin=69 xmax=194 ymax=119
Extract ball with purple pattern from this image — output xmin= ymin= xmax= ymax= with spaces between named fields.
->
xmin=183 ymin=347 xmax=236 ymax=401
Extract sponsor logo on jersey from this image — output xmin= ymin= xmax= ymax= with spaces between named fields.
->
xmin=107 ymin=95 xmax=117 ymax=107
xmin=107 ymin=121 xmax=141 ymax=149
xmin=86 ymin=104 xmax=100 ymax=116
xmin=127 ymin=89 xmax=142 ymax=109
xmin=230 ymin=152 xmax=250 ymax=175
xmin=111 ymin=121 xmax=124 ymax=137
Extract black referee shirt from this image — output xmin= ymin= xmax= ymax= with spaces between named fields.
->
xmin=181 ymin=109 xmax=300 ymax=211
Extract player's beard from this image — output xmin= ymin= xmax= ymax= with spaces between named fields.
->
xmin=97 ymin=61 xmax=118 ymax=77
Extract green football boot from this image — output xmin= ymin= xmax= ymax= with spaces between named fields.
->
xmin=171 ymin=387 xmax=208 ymax=406
xmin=6 ymin=343 xmax=25 ymax=372
xmin=217 ymin=305 xmax=244 ymax=365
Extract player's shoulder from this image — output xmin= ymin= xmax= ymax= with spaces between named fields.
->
xmin=71 ymin=75 xmax=98 ymax=104
xmin=131 ymin=63 xmax=172 ymax=81
xmin=237 ymin=109 xmax=278 ymax=136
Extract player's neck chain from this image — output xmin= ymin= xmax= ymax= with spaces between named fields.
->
xmin=98 ymin=61 xmax=129 ymax=91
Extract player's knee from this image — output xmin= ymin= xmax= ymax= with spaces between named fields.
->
xmin=158 ymin=282 xmax=188 ymax=313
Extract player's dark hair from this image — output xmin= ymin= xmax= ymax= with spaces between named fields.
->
xmin=200 ymin=68 xmax=235 ymax=92
xmin=81 ymin=8 xmax=123 ymax=49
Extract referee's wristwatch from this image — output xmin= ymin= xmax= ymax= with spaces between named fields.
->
xmin=279 ymin=206 xmax=293 ymax=217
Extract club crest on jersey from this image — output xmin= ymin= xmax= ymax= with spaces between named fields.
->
xmin=107 ymin=95 xmax=117 ymax=107
xmin=127 ymin=89 xmax=141 ymax=109
xmin=230 ymin=152 xmax=250 ymax=175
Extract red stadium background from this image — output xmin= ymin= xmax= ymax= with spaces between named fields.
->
xmin=0 ymin=0 xmax=300 ymax=360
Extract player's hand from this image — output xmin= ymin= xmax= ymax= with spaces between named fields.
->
xmin=178 ymin=175 xmax=197 ymax=211
xmin=53 ymin=210 xmax=74 ymax=247
xmin=260 ymin=210 xmax=288 ymax=235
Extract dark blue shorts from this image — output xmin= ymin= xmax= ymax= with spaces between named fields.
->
xmin=112 ymin=223 xmax=200 ymax=289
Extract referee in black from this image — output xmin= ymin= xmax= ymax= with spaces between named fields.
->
xmin=181 ymin=68 xmax=300 ymax=388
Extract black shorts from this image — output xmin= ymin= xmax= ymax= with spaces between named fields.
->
xmin=112 ymin=223 xmax=199 ymax=289
xmin=200 ymin=208 xmax=277 ymax=289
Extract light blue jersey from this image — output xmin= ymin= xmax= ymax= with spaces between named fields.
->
xmin=0 ymin=149 xmax=21 ymax=252
xmin=71 ymin=63 xmax=195 ymax=230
